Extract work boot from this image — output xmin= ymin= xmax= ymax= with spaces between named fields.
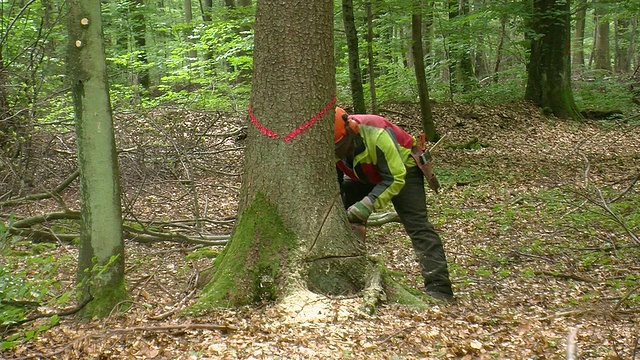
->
xmin=425 ymin=290 xmax=454 ymax=303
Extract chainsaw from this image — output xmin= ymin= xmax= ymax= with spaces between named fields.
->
xmin=411 ymin=133 xmax=447 ymax=193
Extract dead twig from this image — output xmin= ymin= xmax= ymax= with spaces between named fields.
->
xmin=376 ymin=326 xmax=417 ymax=344
xmin=149 ymin=272 xmax=199 ymax=320
xmin=537 ymin=309 xmax=590 ymax=321
xmin=609 ymin=171 xmax=640 ymax=203
xmin=613 ymin=284 xmax=640 ymax=312
xmin=533 ymin=270 xmax=598 ymax=283
xmin=1 ymin=294 xmax=93 ymax=332
xmin=595 ymin=187 xmax=640 ymax=246
xmin=0 ymin=169 xmax=78 ymax=207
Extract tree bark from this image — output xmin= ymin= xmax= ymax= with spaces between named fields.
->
xmin=133 ymin=0 xmax=149 ymax=89
xmin=365 ymin=0 xmax=377 ymax=113
xmin=201 ymin=0 xmax=213 ymax=21
xmin=614 ymin=19 xmax=631 ymax=73
xmin=473 ymin=0 xmax=489 ymax=79
xmin=67 ymin=0 xmax=127 ymax=318
xmin=184 ymin=0 xmax=197 ymax=60
xmin=571 ymin=0 xmax=586 ymax=69
xmin=593 ymin=0 xmax=611 ymax=71
xmin=447 ymin=0 xmax=476 ymax=94
xmin=493 ymin=12 xmax=507 ymax=82
xmin=525 ymin=0 xmax=582 ymax=120
xmin=411 ymin=0 xmax=437 ymax=141
xmin=193 ymin=0 xmax=368 ymax=309
xmin=342 ymin=0 xmax=366 ymax=114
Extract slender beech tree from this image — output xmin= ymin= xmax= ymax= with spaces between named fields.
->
xmin=572 ymin=0 xmax=587 ymax=69
xmin=593 ymin=0 xmax=611 ymax=70
xmin=614 ymin=18 xmax=631 ymax=73
xmin=193 ymin=0 xmax=369 ymax=308
xmin=365 ymin=0 xmax=377 ymax=113
xmin=411 ymin=0 xmax=437 ymax=141
xmin=67 ymin=0 xmax=127 ymax=317
xmin=132 ymin=0 xmax=149 ymax=89
xmin=342 ymin=0 xmax=366 ymax=114
xmin=447 ymin=0 xmax=476 ymax=93
xmin=525 ymin=0 xmax=582 ymax=120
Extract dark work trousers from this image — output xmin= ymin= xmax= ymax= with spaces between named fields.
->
xmin=340 ymin=166 xmax=453 ymax=296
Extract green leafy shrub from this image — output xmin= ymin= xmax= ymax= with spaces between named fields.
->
xmin=0 ymin=218 xmax=71 ymax=351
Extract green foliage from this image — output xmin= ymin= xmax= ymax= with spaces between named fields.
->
xmin=572 ymin=73 xmax=639 ymax=117
xmin=1 ymin=217 xmax=71 ymax=351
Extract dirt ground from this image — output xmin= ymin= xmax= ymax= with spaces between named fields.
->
xmin=2 ymin=101 xmax=639 ymax=359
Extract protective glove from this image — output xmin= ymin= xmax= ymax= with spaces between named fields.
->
xmin=347 ymin=196 xmax=374 ymax=224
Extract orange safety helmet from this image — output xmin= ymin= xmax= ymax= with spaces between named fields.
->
xmin=334 ymin=107 xmax=359 ymax=146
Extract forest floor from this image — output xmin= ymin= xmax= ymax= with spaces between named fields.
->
xmin=2 ymin=101 xmax=640 ymax=359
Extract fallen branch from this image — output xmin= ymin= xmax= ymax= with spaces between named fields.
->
xmin=595 ymin=187 xmax=640 ymax=246
xmin=376 ymin=326 xmax=417 ymax=344
xmin=5 ymin=210 xmax=399 ymax=248
xmin=149 ymin=272 xmax=199 ymax=321
xmin=108 ymin=322 xmax=236 ymax=333
xmin=613 ymin=284 xmax=640 ymax=312
xmin=0 ymin=169 xmax=79 ymax=207
xmin=2 ymin=294 xmax=93 ymax=331
xmin=537 ymin=309 xmax=590 ymax=321
xmin=609 ymin=171 xmax=640 ymax=203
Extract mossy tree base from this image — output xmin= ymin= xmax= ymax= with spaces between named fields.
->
xmin=190 ymin=193 xmax=369 ymax=314
xmin=77 ymin=277 xmax=128 ymax=319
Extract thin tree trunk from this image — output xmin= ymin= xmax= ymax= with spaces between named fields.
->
xmin=342 ymin=0 xmax=366 ymax=113
xmin=133 ymin=0 xmax=149 ymax=89
xmin=67 ymin=0 xmax=127 ymax=318
xmin=184 ymin=0 xmax=197 ymax=60
xmin=201 ymin=0 xmax=213 ymax=21
xmin=630 ymin=17 xmax=638 ymax=74
xmin=365 ymin=0 xmax=377 ymax=113
xmin=411 ymin=0 xmax=437 ymax=141
xmin=493 ymin=13 xmax=507 ymax=82
xmin=572 ymin=0 xmax=586 ymax=69
xmin=473 ymin=0 xmax=489 ymax=79
xmin=447 ymin=0 xmax=476 ymax=93
xmin=594 ymin=0 xmax=611 ymax=71
xmin=614 ymin=19 xmax=631 ymax=73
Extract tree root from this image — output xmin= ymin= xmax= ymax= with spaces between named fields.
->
xmin=360 ymin=258 xmax=431 ymax=315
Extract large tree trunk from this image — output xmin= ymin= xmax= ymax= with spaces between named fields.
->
xmin=411 ymin=0 xmax=437 ymax=141
xmin=193 ymin=0 xmax=368 ymax=309
xmin=525 ymin=0 xmax=582 ymax=120
xmin=342 ymin=0 xmax=366 ymax=114
xmin=68 ymin=0 xmax=127 ymax=318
